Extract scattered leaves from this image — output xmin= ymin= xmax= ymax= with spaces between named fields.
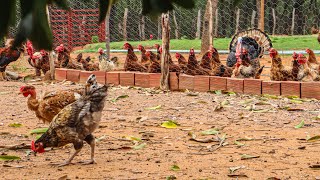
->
xmin=123 ymin=136 xmax=142 ymax=142
xmin=241 ymin=154 xmax=260 ymax=160
xmin=161 ymin=120 xmax=178 ymax=129
xmin=186 ymin=92 xmax=199 ymax=96
xmin=132 ymin=143 xmax=146 ymax=150
xmin=0 ymin=155 xmax=21 ymax=161
xmin=287 ymin=108 xmax=304 ymax=112
xmin=227 ymin=174 xmax=248 ymax=178
xmin=287 ymin=95 xmax=300 ymax=99
xmin=145 ymin=105 xmax=162 ymax=110
xmin=229 ymin=165 xmax=245 ymax=174
xmin=237 ymin=137 xmax=254 ymax=141
xmin=262 ymin=94 xmax=278 ymax=99
xmin=253 ymin=109 xmax=269 ymax=113
xmin=309 ymin=165 xmax=320 ymax=169
xmin=189 ymin=133 xmax=219 ymax=143
xmin=8 ymin=123 xmax=22 ymax=128
xmin=234 ymin=141 xmax=245 ymax=147
xmin=170 ymin=165 xmax=180 ymax=171
xmin=294 ymin=120 xmax=305 ymax=129
xmin=290 ymin=99 xmax=303 ymax=104
xmin=30 ymin=128 xmax=48 ymax=134
xmin=111 ymin=95 xmax=129 ymax=102
xmin=201 ymin=129 xmax=219 ymax=135
xmin=307 ymin=135 xmax=320 ymax=142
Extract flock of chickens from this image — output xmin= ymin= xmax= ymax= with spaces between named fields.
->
xmin=123 ymin=29 xmax=320 ymax=82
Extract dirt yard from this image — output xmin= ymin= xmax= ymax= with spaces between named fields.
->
xmin=1 ymin=78 xmax=320 ymax=179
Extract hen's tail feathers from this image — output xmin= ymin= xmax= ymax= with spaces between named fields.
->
xmin=229 ymin=28 xmax=272 ymax=58
xmin=255 ymin=65 xmax=265 ymax=79
xmin=76 ymin=53 xmax=82 ymax=62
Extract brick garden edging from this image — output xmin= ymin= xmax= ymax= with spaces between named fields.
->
xmin=55 ymin=68 xmax=320 ymax=99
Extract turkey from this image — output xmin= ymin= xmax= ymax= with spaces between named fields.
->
xmin=227 ymin=28 xmax=272 ymax=67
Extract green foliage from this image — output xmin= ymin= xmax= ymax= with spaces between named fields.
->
xmin=1 ymin=0 xmax=195 ymax=50
xmin=91 ymin=36 xmax=99 ymax=43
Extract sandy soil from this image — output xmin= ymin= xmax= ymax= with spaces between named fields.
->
xmin=1 ymin=79 xmax=320 ymax=179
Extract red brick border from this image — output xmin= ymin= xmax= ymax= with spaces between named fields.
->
xmin=244 ymin=79 xmax=262 ymax=95
xmin=66 ymin=69 xmax=80 ymax=83
xmin=179 ymin=74 xmax=194 ymax=90
xmin=106 ymin=72 xmax=119 ymax=85
xmin=301 ymin=82 xmax=320 ymax=99
xmin=55 ymin=68 xmax=67 ymax=81
xmin=194 ymin=76 xmax=210 ymax=92
xmin=149 ymin=73 xmax=161 ymax=88
xmin=169 ymin=72 xmax=179 ymax=91
xmin=281 ymin=81 xmax=301 ymax=97
xmin=79 ymin=71 xmax=93 ymax=84
xmin=210 ymin=76 xmax=227 ymax=91
xmin=227 ymin=78 xmax=244 ymax=93
xmin=135 ymin=73 xmax=150 ymax=88
xmin=119 ymin=72 xmax=135 ymax=86
xmin=93 ymin=71 xmax=106 ymax=84
xmin=262 ymin=81 xmax=281 ymax=96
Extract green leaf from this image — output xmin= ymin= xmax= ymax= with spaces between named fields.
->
xmin=294 ymin=120 xmax=305 ymax=129
xmin=145 ymin=105 xmax=162 ymax=110
xmin=237 ymin=137 xmax=254 ymax=141
xmin=132 ymin=143 xmax=146 ymax=150
xmin=214 ymin=90 xmax=222 ymax=95
xmin=123 ymin=136 xmax=142 ymax=142
xmin=307 ymin=135 xmax=320 ymax=142
xmin=290 ymin=99 xmax=303 ymax=104
xmin=287 ymin=95 xmax=300 ymax=99
xmin=262 ymin=94 xmax=278 ymax=99
xmin=161 ymin=120 xmax=178 ymax=129
xmin=0 ymin=155 xmax=21 ymax=161
xmin=227 ymin=91 xmax=236 ymax=96
xmin=30 ymin=128 xmax=48 ymax=134
xmin=241 ymin=154 xmax=260 ymax=160
xmin=186 ymin=92 xmax=198 ymax=96
xmin=229 ymin=165 xmax=245 ymax=174
xmin=201 ymin=129 xmax=219 ymax=135
xmin=8 ymin=123 xmax=22 ymax=128
xmin=234 ymin=141 xmax=245 ymax=146
xmin=253 ymin=109 xmax=269 ymax=113
xmin=111 ymin=95 xmax=129 ymax=102
xmin=170 ymin=165 xmax=180 ymax=171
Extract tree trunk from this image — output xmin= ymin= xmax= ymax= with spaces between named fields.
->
xmin=256 ymin=0 xmax=261 ymax=28
xmin=235 ymin=8 xmax=240 ymax=33
xmin=272 ymin=8 xmax=276 ymax=35
xmin=123 ymin=8 xmax=128 ymax=41
xmin=157 ymin=17 xmax=161 ymax=39
xmin=214 ymin=8 xmax=218 ymax=37
xmin=251 ymin=10 xmax=256 ymax=28
xmin=46 ymin=5 xmax=55 ymax=80
xmin=105 ymin=8 xmax=111 ymax=61
xmin=172 ymin=10 xmax=180 ymax=39
xmin=196 ymin=10 xmax=201 ymax=39
xmin=200 ymin=0 xmax=218 ymax=54
xmin=259 ymin=0 xmax=265 ymax=31
xmin=160 ymin=12 xmax=170 ymax=91
xmin=140 ymin=15 xmax=145 ymax=41
xmin=291 ymin=8 xmax=296 ymax=35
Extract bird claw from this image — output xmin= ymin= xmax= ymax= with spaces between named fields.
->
xmin=79 ymin=159 xmax=95 ymax=165
xmin=50 ymin=161 xmax=72 ymax=167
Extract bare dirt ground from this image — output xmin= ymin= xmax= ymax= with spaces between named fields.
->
xmin=1 ymin=79 xmax=320 ymax=179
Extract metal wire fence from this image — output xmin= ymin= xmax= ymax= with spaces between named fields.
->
xmin=6 ymin=0 xmax=320 ymax=49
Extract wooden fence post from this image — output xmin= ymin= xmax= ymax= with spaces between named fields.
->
xmin=140 ymin=15 xmax=146 ymax=41
xmin=172 ymin=10 xmax=180 ymax=39
xmin=208 ymin=0 xmax=213 ymax=46
xmin=214 ymin=8 xmax=218 ymax=37
xmin=272 ymin=8 xmax=276 ymax=35
xmin=123 ymin=8 xmax=128 ymax=41
xmin=259 ymin=0 xmax=265 ymax=31
xmin=196 ymin=10 xmax=201 ymax=39
xmin=235 ymin=8 xmax=240 ymax=33
xmin=251 ymin=10 xmax=256 ymax=28
xmin=105 ymin=8 xmax=111 ymax=62
xmin=46 ymin=5 xmax=55 ymax=80
xmin=160 ymin=12 xmax=170 ymax=91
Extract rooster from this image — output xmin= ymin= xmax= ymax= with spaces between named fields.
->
xmin=200 ymin=50 xmax=213 ymax=71
xmin=55 ymin=44 xmax=83 ymax=70
xmin=31 ymin=80 xmax=107 ymax=167
xmin=123 ymin=42 xmax=147 ymax=72
xmin=232 ymin=47 xmax=264 ymax=79
xmin=227 ymin=28 xmax=272 ymax=67
xmin=98 ymin=48 xmax=118 ymax=71
xmin=19 ymin=85 xmax=88 ymax=124
xmin=76 ymin=54 xmax=99 ymax=71
xmin=0 ymin=40 xmax=22 ymax=80
xmin=184 ymin=49 xmax=211 ymax=76
xmin=26 ymin=41 xmax=50 ymax=76
xmin=146 ymin=50 xmax=161 ymax=73
xmin=269 ymin=48 xmax=294 ymax=81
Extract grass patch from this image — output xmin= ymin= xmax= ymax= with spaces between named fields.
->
xmin=77 ymin=35 xmax=320 ymax=53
